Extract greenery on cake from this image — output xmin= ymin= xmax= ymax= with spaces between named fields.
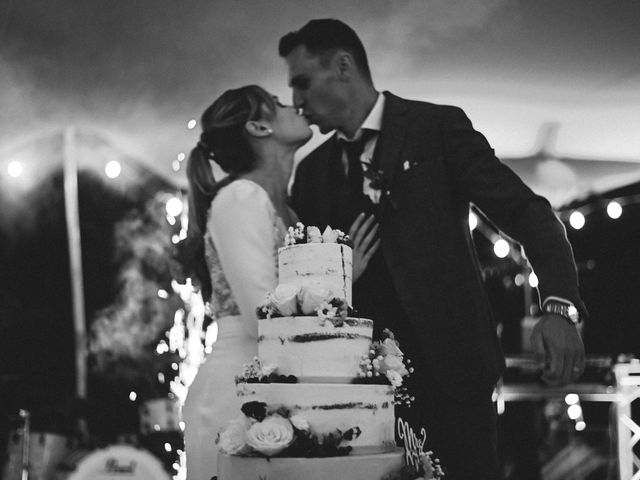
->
xmin=284 ymin=222 xmax=352 ymax=247
xmin=217 ymin=401 xmax=359 ymax=458
xmin=256 ymin=283 xmax=351 ymax=323
xmin=235 ymin=357 xmax=297 ymax=385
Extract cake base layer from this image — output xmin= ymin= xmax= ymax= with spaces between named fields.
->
xmin=218 ymin=448 xmax=405 ymax=480
xmin=236 ymin=383 xmax=396 ymax=452
xmin=258 ymin=316 xmax=373 ymax=379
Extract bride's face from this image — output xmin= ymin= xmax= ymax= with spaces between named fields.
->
xmin=268 ymin=97 xmax=312 ymax=147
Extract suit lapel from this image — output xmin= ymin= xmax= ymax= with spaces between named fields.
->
xmin=374 ymin=92 xmax=409 ymax=218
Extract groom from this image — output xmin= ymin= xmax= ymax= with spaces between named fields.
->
xmin=279 ymin=19 xmax=586 ymax=480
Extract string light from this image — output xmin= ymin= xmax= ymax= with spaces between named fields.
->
xmin=158 ymin=289 xmax=169 ymax=299
xmin=172 ymin=160 xmax=181 ymax=172
xmin=105 ymin=160 xmax=122 ymax=179
xmin=493 ymin=238 xmax=510 ymax=258
xmin=569 ymin=211 xmax=585 ymax=229
xmin=7 ymin=160 xmax=23 ymax=178
xmin=565 ymin=393 xmax=579 ymax=405
xmin=129 ymin=391 xmax=137 ymax=401
xmin=607 ymin=201 xmax=622 ymax=219
xmin=166 ymin=197 xmax=183 ymax=217
xmin=528 ymin=272 xmax=539 ymax=288
xmin=177 ymin=153 xmax=186 ymax=162
xmin=187 ymin=119 xmax=197 ymax=130
xmin=469 ymin=211 xmax=478 ymax=231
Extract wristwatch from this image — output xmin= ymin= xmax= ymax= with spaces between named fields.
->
xmin=543 ymin=299 xmax=580 ymax=325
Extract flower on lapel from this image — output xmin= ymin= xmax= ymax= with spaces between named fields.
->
xmin=361 ymin=157 xmax=394 ymax=207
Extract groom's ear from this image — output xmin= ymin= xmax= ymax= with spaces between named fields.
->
xmin=335 ymin=52 xmax=355 ymax=81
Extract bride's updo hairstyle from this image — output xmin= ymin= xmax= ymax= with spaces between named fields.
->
xmin=182 ymin=85 xmax=276 ymax=301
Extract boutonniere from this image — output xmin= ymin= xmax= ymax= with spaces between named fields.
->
xmin=361 ymin=158 xmax=395 ymax=208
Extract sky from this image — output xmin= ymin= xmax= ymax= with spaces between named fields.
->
xmin=1 ymin=0 xmax=640 ymax=186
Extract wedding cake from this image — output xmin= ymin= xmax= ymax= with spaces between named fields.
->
xmin=216 ymin=224 xmax=442 ymax=480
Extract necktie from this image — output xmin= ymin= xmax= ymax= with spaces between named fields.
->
xmin=341 ymin=130 xmax=373 ymax=193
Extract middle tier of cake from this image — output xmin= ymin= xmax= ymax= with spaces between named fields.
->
xmin=236 ymin=382 xmax=397 ymax=454
xmin=258 ymin=316 xmax=373 ymax=381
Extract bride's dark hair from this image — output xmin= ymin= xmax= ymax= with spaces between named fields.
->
xmin=182 ymin=85 xmax=275 ymax=301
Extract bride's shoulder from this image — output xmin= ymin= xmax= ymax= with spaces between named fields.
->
xmin=212 ymin=179 xmax=269 ymax=211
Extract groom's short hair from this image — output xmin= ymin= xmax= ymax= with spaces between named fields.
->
xmin=279 ymin=19 xmax=372 ymax=83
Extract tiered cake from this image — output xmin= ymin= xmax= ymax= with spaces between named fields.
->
xmin=216 ymin=226 xmax=425 ymax=480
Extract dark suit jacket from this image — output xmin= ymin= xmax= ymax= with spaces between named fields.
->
xmin=291 ymin=91 xmax=585 ymax=400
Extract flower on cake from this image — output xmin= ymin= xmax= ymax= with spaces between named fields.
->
xmin=246 ymin=414 xmax=295 ymax=456
xmin=217 ymin=416 xmax=253 ymax=455
xmin=218 ymin=401 xmax=359 ymax=458
xmin=268 ymin=284 xmax=301 ymax=316
xmin=257 ymin=284 xmax=350 ymax=323
xmin=316 ymin=301 xmax=338 ymax=322
xmin=284 ymin=223 xmax=351 ymax=247
xmin=235 ymin=357 xmax=296 ymax=384
xmin=306 ymin=226 xmax=323 ymax=243
xmin=299 ymin=285 xmax=333 ymax=314
xmin=357 ymin=329 xmax=412 ymax=390
xmin=288 ymin=414 xmax=309 ymax=432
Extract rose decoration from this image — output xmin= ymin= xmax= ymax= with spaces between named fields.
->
xmin=246 ymin=415 xmax=295 ymax=456
xmin=217 ymin=416 xmax=252 ymax=455
xmin=386 ymin=369 xmax=404 ymax=388
xmin=299 ymin=285 xmax=333 ymax=314
xmin=381 ymin=338 xmax=403 ymax=357
xmin=382 ymin=354 xmax=409 ymax=377
xmin=269 ymin=284 xmax=300 ymax=316
xmin=306 ymin=226 xmax=323 ymax=243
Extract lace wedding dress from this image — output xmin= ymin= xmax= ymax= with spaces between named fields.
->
xmin=182 ymin=179 xmax=287 ymax=480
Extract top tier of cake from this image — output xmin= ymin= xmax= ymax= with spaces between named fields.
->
xmin=278 ymin=243 xmax=353 ymax=306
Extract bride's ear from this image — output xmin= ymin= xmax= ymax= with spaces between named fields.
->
xmin=245 ymin=120 xmax=273 ymax=138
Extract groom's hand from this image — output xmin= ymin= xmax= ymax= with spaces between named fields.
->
xmin=530 ymin=314 xmax=585 ymax=386
xmin=349 ymin=213 xmax=380 ymax=282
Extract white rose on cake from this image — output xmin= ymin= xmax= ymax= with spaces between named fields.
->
xmin=385 ymin=369 xmax=404 ymax=388
xmin=246 ymin=415 xmax=295 ymax=456
xmin=218 ymin=416 xmax=252 ymax=455
xmin=299 ymin=285 xmax=333 ymax=314
xmin=306 ymin=226 xmax=323 ymax=243
xmin=270 ymin=284 xmax=300 ymax=316
xmin=382 ymin=354 xmax=409 ymax=377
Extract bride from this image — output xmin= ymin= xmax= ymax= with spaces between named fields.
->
xmin=181 ymin=85 xmax=378 ymax=479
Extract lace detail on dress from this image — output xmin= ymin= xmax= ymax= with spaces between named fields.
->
xmin=204 ymin=232 xmax=240 ymax=318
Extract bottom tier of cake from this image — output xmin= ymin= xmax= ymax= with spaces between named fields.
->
xmin=218 ymin=448 xmax=405 ymax=480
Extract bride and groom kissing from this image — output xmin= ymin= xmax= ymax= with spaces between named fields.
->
xmin=181 ymin=18 xmax=586 ymax=480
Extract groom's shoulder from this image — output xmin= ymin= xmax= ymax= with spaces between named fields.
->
xmin=386 ymin=91 xmax=467 ymax=120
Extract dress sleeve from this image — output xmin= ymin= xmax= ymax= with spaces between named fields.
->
xmin=208 ymin=181 xmax=278 ymax=324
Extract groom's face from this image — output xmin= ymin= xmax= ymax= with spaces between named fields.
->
xmin=285 ymin=45 xmax=349 ymax=134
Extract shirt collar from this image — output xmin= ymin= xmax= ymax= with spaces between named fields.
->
xmin=337 ymin=92 xmax=385 ymax=142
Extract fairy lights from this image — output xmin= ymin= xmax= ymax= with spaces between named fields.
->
xmin=7 ymin=160 xmax=23 ymax=178
xmin=569 ymin=211 xmax=585 ymax=229
xmin=493 ymin=238 xmax=510 ymax=258
xmin=105 ymin=160 xmax=122 ymax=179
xmin=607 ymin=200 xmax=622 ymax=219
